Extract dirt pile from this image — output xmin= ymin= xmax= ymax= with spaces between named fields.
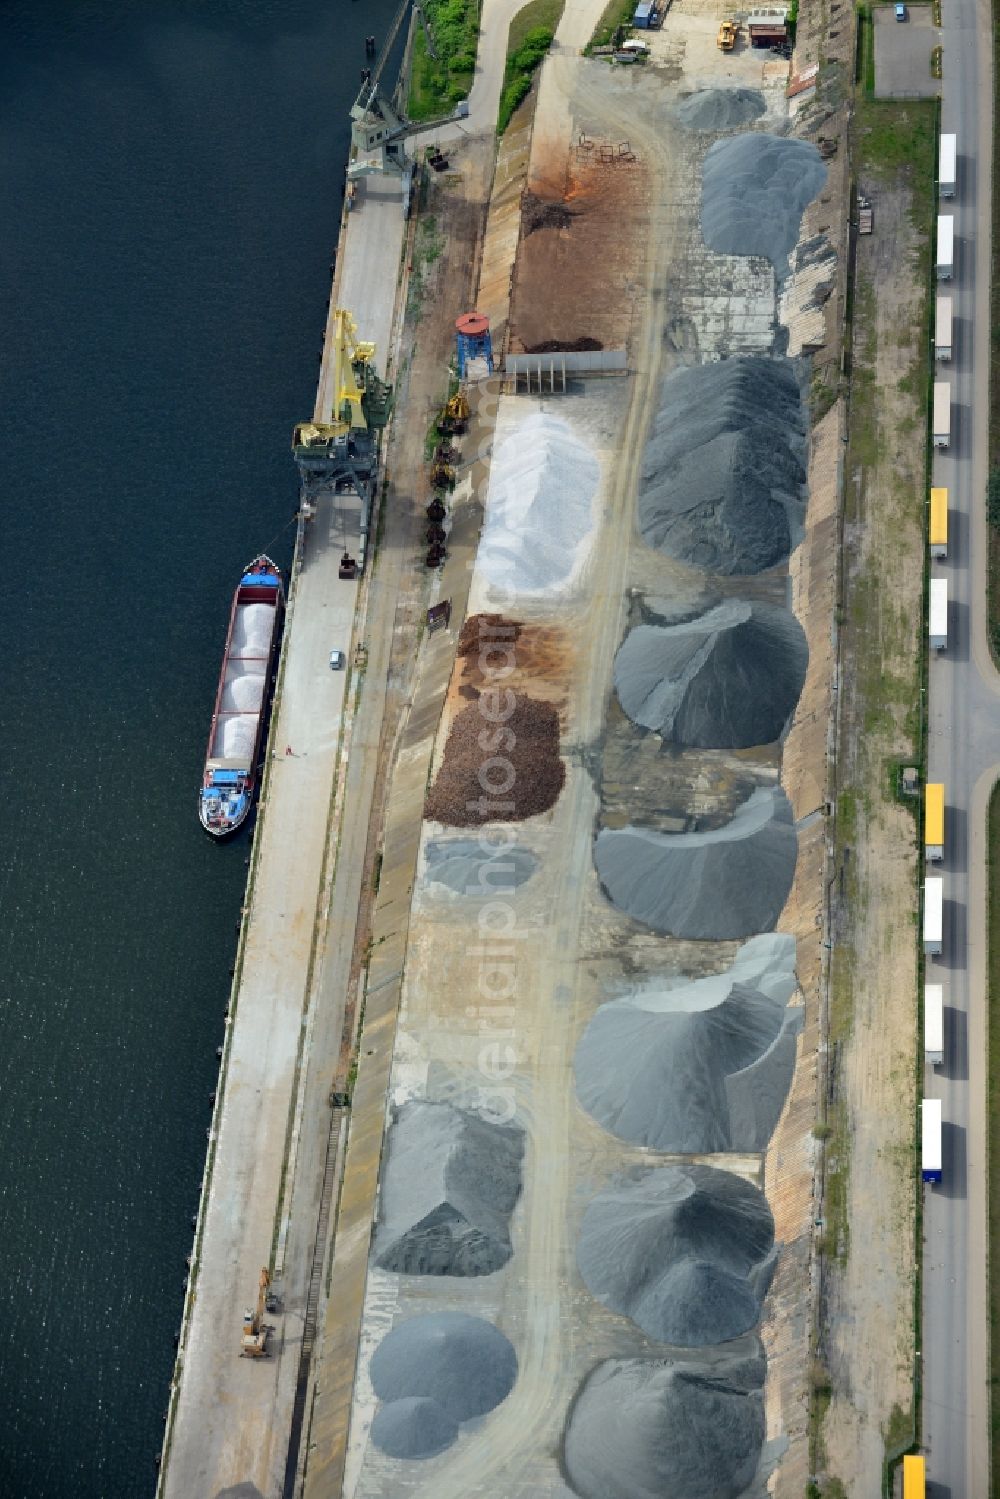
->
xmin=369 ymin=1311 xmax=518 ymax=1460
xmin=525 ymin=337 xmax=604 ymax=353
xmin=638 ymin=357 xmax=808 ymax=575
xmin=563 ymin=1347 xmax=765 ymax=1499
xmin=457 ymin=613 xmax=522 ymax=657
xmin=701 ymin=133 xmax=827 ymax=279
xmin=676 ymin=87 xmax=766 ymax=132
xmin=614 ymin=600 xmax=808 ymax=748
xmin=595 ymin=786 xmax=797 ymax=938
xmin=373 ymin=1100 xmax=524 ymax=1276
xmin=424 ymin=838 xmax=538 ymax=894
xmin=577 ymin=1164 xmax=776 ymax=1346
xmin=522 ymin=191 xmax=578 ymax=235
xmin=478 ymin=412 xmax=599 ymax=597
xmin=574 ymin=933 xmax=801 ymax=1153
xmin=425 ymin=696 xmax=565 ymax=826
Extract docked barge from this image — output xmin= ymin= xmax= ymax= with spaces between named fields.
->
xmin=199 ymin=556 xmax=285 ymax=838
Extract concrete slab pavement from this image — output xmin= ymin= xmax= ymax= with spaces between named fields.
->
xmin=873 ymin=4 xmax=938 ymax=99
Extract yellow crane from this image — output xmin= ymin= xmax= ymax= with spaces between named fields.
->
xmin=240 ymin=1267 xmax=271 ymax=1359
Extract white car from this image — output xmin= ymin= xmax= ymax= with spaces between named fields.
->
xmin=329 ymin=649 xmax=346 ymax=670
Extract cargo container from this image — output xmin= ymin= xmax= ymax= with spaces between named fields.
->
xmin=939 ymin=132 xmax=957 ymax=198
xmin=929 ymin=487 xmax=948 ymax=558
xmin=924 ymin=782 xmax=944 ymax=861
xmin=924 ymin=876 xmax=943 ymax=956
xmin=936 ymin=214 xmax=954 ymax=279
xmin=934 ymin=294 xmax=953 ymax=360
xmin=924 ymin=985 xmax=944 ymax=1067
xmin=933 ymin=381 xmax=951 ymax=447
xmin=929 ymin=578 xmax=948 ymax=650
xmin=922 ymin=1098 xmax=942 ymax=1183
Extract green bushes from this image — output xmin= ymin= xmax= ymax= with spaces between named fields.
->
xmin=408 ymin=0 xmax=480 ymax=122
xmin=498 ymin=25 xmax=555 ymax=133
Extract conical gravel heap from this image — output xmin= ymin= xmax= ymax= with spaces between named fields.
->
xmin=576 ymin=1163 xmax=776 ymax=1347
xmin=369 ymin=1311 xmax=518 ymax=1460
xmin=637 ymin=357 xmax=809 ymax=575
xmin=595 ymin=785 xmax=797 ymax=939
xmin=574 ymin=933 xmax=801 ymax=1153
xmin=614 ymin=600 xmax=808 ymax=748
xmin=701 ymin=133 xmax=827 ymax=279
xmin=374 ymin=1100 xmax=524 ymax=1277
xmin=563 ymin=1345 xmax=765 ymax=1499
xmin=676 ymin=86 xmax=766 ymax=132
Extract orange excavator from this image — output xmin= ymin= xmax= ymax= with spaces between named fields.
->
xmin=240 ymin=1267 xmax=271 ymax=1358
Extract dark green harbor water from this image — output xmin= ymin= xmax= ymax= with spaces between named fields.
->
xmin=0 ymin=2 xmax=395 ymax=1491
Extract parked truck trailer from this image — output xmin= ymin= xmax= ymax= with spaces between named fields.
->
xmin=929 ymin=577 xmax=948 ymax=650
xmin=924 ymin=782 xmax=944 ymax=861
xmin=939 ymin=132 xmax=957 ymax=198
xmin=924 ymin=984 xmax=944 ymax=1068
xmin=933 ymin=381 xmax=951 ymax=447
xmin=924 ymin=875 xmax=943 ymax=956
xmin=936 ymin=213 xmax=954 ymax=279
xmin=935 ymin=294 xmax=953 ymax=360
xmin=921 ymin=1098 xmax=942 ymax=1184
xmin=929 ymin=487 xmax=948 ymax=558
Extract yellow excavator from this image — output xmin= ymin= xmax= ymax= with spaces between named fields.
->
xmin=717 ymin=18 xmax=737 ymax=48
xmin=240 ymin=1267 xmax=271 ymax=1359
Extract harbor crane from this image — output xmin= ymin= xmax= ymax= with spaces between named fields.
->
xmin=240 ymin=1266 xmax=272 ymax=1359
xmin=292 ymin=308 xmax=392 ymax=570
xmin=349 ymin=0 xmax=463 ymax=179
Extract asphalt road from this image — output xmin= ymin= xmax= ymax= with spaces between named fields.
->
xmin=924 ymin=0 xmax=997 ymax=1489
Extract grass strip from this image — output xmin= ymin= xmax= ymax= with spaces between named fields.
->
xmin=585 ymin=0 xmax=637 ymax=52
xmin=497 ymin=1 xmax=562 ymax=134
xmin=408 ymin=0 xmax=480 ymax=122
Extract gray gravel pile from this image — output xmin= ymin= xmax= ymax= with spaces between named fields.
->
xmin=702 ymin=133 xmax=827 ymax=278
xmin=369 ymin=1311 xmax=518 ymax=1460
xmin=614 ymin=600 xmax=808 ymax=749
xmin=577 ymin=1164 xmax=776 ymax=1347
xmin=424 ymin=837 xmax=538 ymax=895
xmin=574 ymin=933 xmax=801 ymax=1153
xmin=676 ymin=87 xmax=766 ymax=132
xmin=563 ymin=1347 xmax=765 ymax=1499
xmin=374 ymin=1100 xmax=524 ymax=1277
xmin=638 ymin=357 xmax=808 ymax=575
xmin=595 ymin=786 xmax=798 ymax=938
xmin=478 ymin=412 xmax=599 ymax=596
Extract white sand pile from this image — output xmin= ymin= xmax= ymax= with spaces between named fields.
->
xmin=477 ymin=412 xmax=599 ymax=597
xmin=595 ymin=786 xmax=797 ymax=938
xmin=701 ymin=134 xmax=827 ymax=280
xmin=613 ymin=600 xmax=808 ymax=748
xmin=563 ymin=1347 xmax=765 ymax=1499
xmin=424 ymin=838 xmax=538 ymax=895
xmin=373 ymin=1100 xmax=524 ymax=1276
xmin=232 ymin=601 xmax=273 ymax=654
xmin=369 ymin=1311 xmax=517 ymax=1460
xmin=676 ymin=87 xmax=766 ymax=132
xmin=574 ymin=933 xmax=801 ymax=1152
xmin=577 ymin=1164 xmax=776 ymax=1347
xmin=638 ymin=357 xmax=808 ymax=575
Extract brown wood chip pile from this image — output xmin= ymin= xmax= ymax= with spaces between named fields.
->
xmin=456 ymin=613 xmax=522 ymax=658
xmin=425 ymin=696 xmax=565 ymax=826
